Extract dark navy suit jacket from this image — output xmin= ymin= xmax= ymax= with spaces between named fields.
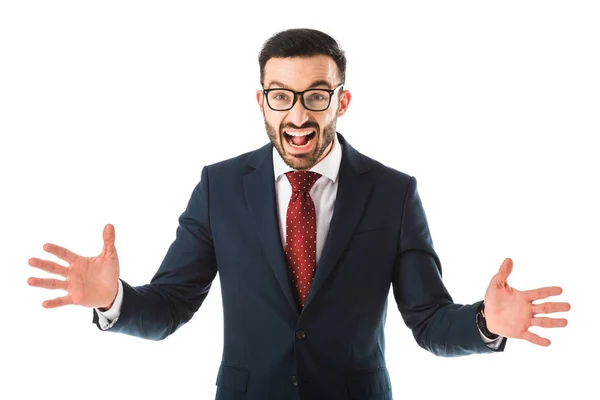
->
xmin=93 ymin=133 xmax=505 ymax=399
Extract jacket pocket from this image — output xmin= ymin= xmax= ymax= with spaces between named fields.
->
xmin=345 ymin=366 xmax=391 ymax=399
xmin=215 ymin=362 xmax=250 ymax=394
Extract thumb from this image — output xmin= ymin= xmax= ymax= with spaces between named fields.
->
xmin=101 ymin=223 xmax=117 ymax=257
xmin=495 ymin=257 xmax=513 ymax=285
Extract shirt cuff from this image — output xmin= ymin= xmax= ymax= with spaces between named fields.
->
xmin=95 ymin=280 xmax=123 ymax=330
xmin=479 ymin=328 xmax=504 ymax=350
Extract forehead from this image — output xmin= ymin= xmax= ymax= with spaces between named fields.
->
xmin=263 ymin=55 xmax=339 ymax=89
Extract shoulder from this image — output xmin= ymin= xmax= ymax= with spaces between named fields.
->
xmin=363 ymin=153 xmax=413 ymax=183
xmin=202 ymin=142 xmax=272 ymax=178
xmin=341 ymin=136 xmax=414 ymax=189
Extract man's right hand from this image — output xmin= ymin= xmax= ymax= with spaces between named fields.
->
xmin=27 ymin=223 xmax=120 ymax=309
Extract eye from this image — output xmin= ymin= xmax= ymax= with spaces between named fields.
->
xmin=269 ymin=91 xmax=291 ymax=101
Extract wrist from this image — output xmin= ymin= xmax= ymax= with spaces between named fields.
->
xmin=477 ymin=302 xmax=499 ymax=339
xmin=98 ymin=288 xmax=118 ymax=311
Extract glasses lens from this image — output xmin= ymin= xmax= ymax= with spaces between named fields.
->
xmin=303 ymin=90 xmax=330 ymax=111
xmin=267 ymin=89 xmax=294 ymax=110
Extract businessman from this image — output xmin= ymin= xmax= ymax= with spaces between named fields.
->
xmin=27 ymin=28 xmax=570 ymax=400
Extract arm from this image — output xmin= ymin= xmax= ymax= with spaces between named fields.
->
xmin=92 ymin=166 xmax=218 ymax=340
xmin=391 ymin=176 xmax=507 ymax=356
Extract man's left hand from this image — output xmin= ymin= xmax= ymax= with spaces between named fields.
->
xmin=483 ymin=258 xmax=570 ymax=346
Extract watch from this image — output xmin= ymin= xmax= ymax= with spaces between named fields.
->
xmin=476 ymin=302 xmax=499 ymax=340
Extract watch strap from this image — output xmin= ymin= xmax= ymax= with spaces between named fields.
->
xmin=477 ymin=302 xmax=499 ymax=340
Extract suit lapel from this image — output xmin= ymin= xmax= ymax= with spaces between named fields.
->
xmin=303 ymin=134 xmax=372 ymax=311
xmin=243 ymin=144 xmax=300 ymax=316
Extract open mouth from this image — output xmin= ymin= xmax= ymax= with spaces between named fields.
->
xmin=284 ymin=130 xmax=316 ymax=148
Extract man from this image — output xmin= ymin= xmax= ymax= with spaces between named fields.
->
xmin=27 ymin=28 xmax=570 ymax=400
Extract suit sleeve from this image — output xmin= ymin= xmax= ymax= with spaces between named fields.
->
xmin=391 ymin=176 xmax=506 ymax=356
xmin=92 ymin=166 xmax=218 ymax=340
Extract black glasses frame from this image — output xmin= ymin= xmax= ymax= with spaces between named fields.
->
xmin=263 ymin=83 xmax=344 ymax=111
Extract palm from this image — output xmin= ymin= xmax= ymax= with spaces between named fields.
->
xmin=483 ymin=258 xmax=570 ymax=346
xmin=27 ymin=224 xmax=120 ymax=309
xmin=485 ymin=281 xmax=535 ymax=338
xmin=66 ymin=250 xmax=119 ymax=308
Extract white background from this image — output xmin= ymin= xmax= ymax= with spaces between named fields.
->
xmin=1 ymin=1 xmax=598 ymax=399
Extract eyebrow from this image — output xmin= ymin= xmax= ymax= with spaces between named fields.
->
xmin=266 ymin=79 xmax=334 ymax=90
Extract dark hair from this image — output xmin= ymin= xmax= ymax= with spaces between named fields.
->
xmin=258 ymin=28 xmax=346 ymax=87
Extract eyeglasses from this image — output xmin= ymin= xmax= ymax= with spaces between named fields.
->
xmin=263 ymin=83 xmax=344 ymax=111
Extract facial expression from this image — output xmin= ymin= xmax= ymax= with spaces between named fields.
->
xmin=257 ymin=55 xmax=351 ymax=170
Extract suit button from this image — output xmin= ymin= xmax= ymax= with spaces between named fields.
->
xmin=291 ymin=375 xmax=298 ymax=386
xmin=295 ymin=329 xmax=306 ymax=339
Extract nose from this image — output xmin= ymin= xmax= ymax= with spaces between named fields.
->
xmin=286 ymin=94 xmax=310 ymax=126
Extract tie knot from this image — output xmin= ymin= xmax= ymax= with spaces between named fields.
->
xmin=285 ymin=171 xmax=321 ymax=192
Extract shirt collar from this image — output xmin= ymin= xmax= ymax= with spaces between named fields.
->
xmin=273 ymin=132 xmax=342 ymax=183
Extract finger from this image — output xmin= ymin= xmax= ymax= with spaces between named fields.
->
xmin=525 ymin=286 xmax=563 ymax=301
xmin=532 ymin=301 xmax=571 ymax=315
xmin=531 ymin=317 xmax=568 ymax=328
xmin=495 ymin=258 xmax=513 ymax=285
xmin=28 ymin=258 xmax=69 ymax=277
xmin=27 ymin=277 xmax=68 ymax=291
xmin=43 ymin=295 xmax=73 ymax=309
xmin=43 ymin=243 xmax=79 ymax=264
xmin=522 ymin=331 xmax=551 ymax=347
xmin=101 ymin=224 xmax=116 ymax=258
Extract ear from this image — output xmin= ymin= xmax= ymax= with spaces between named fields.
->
xmin=256 ymin=90 xmax=264 ymax=112
xmin=337 ymin=89 xmax=351 ymax=117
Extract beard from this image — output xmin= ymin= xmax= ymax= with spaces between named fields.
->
xmin=263 ymin=115 xmax=336 ymax=171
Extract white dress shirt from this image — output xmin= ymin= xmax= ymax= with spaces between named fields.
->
xmin=95 ymin=133 xmax=502 ymax=349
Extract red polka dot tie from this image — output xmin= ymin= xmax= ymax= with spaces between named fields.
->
xmin=285 ymin=171 xmax=321 ymax=309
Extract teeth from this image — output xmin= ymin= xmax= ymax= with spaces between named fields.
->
xmin=285 ymin=130 xmax=314 ymax=137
